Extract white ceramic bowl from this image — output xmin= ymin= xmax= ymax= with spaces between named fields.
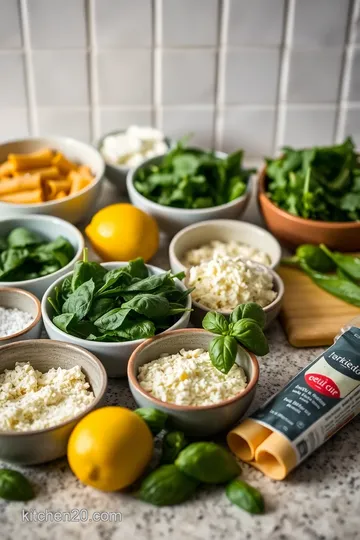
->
xmin=169 ymin=219 xmax=282 ymax=274
xmin=42 ymin=262 xmax=192 ymax=377
xmin=127 ymin=152 xmax=252 ymax=235
xmin=0 ymin=137 xmax=105 ymax=224
xmin=128 ymin=329 xmax=259 ymax=436
xmin=0 ymin=215 xmax=85 ymax=298
xmin=0 ymin=287 xmax=42 ymax=344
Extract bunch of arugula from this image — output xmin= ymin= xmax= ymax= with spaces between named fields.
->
xmin=266 ymin=137 xmax=360 ymax=222
xmin=202 ymin=303 xmax=269 ymax=374
xmin=134 ymin=137 xmax=254 ymax=209
xmin=49 ymin=249 xmax=192 ymax=342
xmin=0 ymin=228 xmax=74 ymax=281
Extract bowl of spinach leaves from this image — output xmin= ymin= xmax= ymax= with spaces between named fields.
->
xmin=127 ymin=138 xmax=254 ymax=234
xmin=0 ymin=215 xmax=84 ymax=298
xmin=42 ymin=252 xmax=192 ymax=377
xmin=258 ymin=138 xmax=360 ymax=251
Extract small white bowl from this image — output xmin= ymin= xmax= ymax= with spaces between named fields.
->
xmin=0 ymin=137 xmax=105 ymax=224
xmin=0 ymin=287 xmax=42 ymax=344
xmin=0 ymin=215 xmax=85 ymax=299
xmin=169 ymin=219 xmax=282 ymax=274
xmin=42 ymin=262 xmax=192 ymax=377
xmin=127 ymin=152 xmax=252 ymax=235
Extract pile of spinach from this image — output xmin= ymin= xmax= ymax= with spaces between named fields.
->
xmin=49 ymin=249 xmax=192 ymax=342
xmin=266 ymin=137 xmax=360 ymax=222
xmin=134 ymin=137 xmax=254 ymax=209
xmin=0 ymin=228 xmax=74 ymax=281
xmin=282 ymin=244 xmax=360 ymax=307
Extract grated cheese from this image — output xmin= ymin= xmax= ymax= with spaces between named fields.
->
xmin=183 ymin=240 xmax=271 ymax=267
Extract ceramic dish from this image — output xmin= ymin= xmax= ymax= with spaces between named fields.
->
xmin=42 ymin=262 xmax=192 ymax=377
xmin=128 ymin=329 xmax=259 ymax=436
xmin=0 ymin=339 xmax=107 ymax=465
xmin=169 ymin=219 xmax=282 ymax=275
xmin=127 ymin=152 xmax=252 ymax=235
xmin=0 ymin=137 xmax=105 ymax=224
xmin=258 ymin=166 xmax=360 ymax=251
xmin=0 ymin=287 xmax=42 ymax=344
xmin=0 ymin=215 xmax=85 ymax=298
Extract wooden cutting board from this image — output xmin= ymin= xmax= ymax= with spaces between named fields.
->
xmin=278 ymin=266 xmax=360 ymax=348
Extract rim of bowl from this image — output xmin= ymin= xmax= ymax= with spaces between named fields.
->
xmin=0 ymin=287 xmax=41 ymax=341
xmin=0 ymin=215 xmax=85 ymax=287
xmin=41 ymin=261 xmax=192 ymax=348
xmin=169 ymin=219 xmax=282 ymax=272
xmin=127 ymin=152 xmax=252 ymax=214
xmin=186 ymin=259 xmax=284 ymax=315
xmin=0 ymin=136 xmax=105 ymax=209
xmin=96 ymin=129 xmax=172 ymax=172
xmin=258 ymin=164 xmax=360 ymax=229
xmin=127 ymin=328 xmax=259 ymax=411
xmin=0 ymin=339 xmax=107 ymax=436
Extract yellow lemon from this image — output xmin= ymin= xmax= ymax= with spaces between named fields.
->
xmin=85 ymin=203 xmax=159 ymax=262
xmin=67 ymin=407 xmax=153 ymax=492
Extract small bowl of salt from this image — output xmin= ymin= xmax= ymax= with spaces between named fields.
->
xmin=0 ymin=288 xmax=42 ymax=344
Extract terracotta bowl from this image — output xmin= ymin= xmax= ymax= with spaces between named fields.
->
xmin=258 ymin=166 xmax=360 ymax=251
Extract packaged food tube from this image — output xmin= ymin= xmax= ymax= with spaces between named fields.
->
xmin=9 ymin=148 xmax=53 ymax=170
xmin=227 ymin=322 xmax=360 ymax=480
xmin=0 ymin=188 xmax=43 ymax=203
xmin=0 ymin=174 xmax=41 ymax=195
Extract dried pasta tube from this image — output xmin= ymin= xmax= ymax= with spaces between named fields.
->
xmin=55 ymin=190 xmax=67 ymax=200
xmin=78 ymin=165 xmax=93 ymax=182
xmin=0 ymin=188 xmax=43 ymax=203
xmin=227 ymin=419 xmax=272 ymax=461
xmin=0 ymin=160 xmax=14 ymax=177
xmin=25 ymin=165 xmax=60 ymax=180
xmin=9 ymin=148 xmax=53 ymax=170
xmin=44 ymin=179 xmax=72 ymax=200
xmin=52 ymin=152 xmax=77 ymax=174
xmin=68 ymin=171 xmax=90 ymax=195
xmin=0 ymin=174 xmax=41 ymax=195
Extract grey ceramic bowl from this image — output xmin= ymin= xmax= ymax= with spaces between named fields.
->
xmin=127 ymin=152 xmax=252 ymax=235
xmin=0 ymin=339 xmax=107 ymax=465
xmin=128 ymin=329 xmax=259 ymax=436
xmin=0 ymin=287 xmax=42 ymax=344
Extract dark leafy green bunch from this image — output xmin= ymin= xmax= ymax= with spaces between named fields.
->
xmin=0 ymin=227 xmax=74 ymax=281
xmin=49 ymin=249 xmax=192 ymax=342
xmin=266 ymin=137 xmax=360 ymax=222
xmin=202 ymin=303 xmax=269 ymax=374
xmin=134 ymin=136 xmax=254 ymax=209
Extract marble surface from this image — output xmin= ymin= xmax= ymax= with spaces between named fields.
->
xmin=1 ymin=181 xmax=359 ymax=540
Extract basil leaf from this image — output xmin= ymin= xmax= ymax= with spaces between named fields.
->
xmin=53 ymin=313 xmax=77 ymax=333
xmin=231 ymin=318 xmax=269 ymax=356
xmin=230 ymin=303 xmax=266 ymax=329
xmin=7 ymin=227 xmax=42 ymax=247
xmin=62 ymin=279 xmax=95 ymax=321
xmin=0 ymin=469 xmax=34 ymax=501
xmin=135 ymin=408 xmax=168 ymax=434
xmin=122 ymin=294 xmax=170 ymax=318
xmin=94 ymin=307 xmax=131 ymax=331
xmin=226 ymin=479 xmax=264 ymax=514
xmin=161 ymin=431 xmax=188 ymax=464
xmin=209 ymin=335 xmax=237 ymax=374
xmin=202 ymin=312 xmax=229 ymax=335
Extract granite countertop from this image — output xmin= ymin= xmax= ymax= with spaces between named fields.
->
xmin=1 ymin=182 xmax=359 ymax=540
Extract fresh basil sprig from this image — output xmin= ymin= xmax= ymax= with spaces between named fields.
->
xmin=202 ymin=303 xmax=269 ymax=374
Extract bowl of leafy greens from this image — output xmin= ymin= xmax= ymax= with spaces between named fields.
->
xmin=258 ymin=138 xmax=360 ymax=251
xmin=0 ymin=215 xmax=84 ymax=298
xmin=127 ymin=138 xmax=254 ymax=234
xmin=42 ymin=251 xmax=192 ymax=377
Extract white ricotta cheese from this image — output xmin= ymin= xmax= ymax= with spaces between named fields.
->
xmin=187 ymin=257 xmax=277 ymax=311
xmin=183 ymin=240 xmax=271 ymax=267
xmin=138 ymin=348 xmax=247 ymax=406
xmin=0 ymin=362 xmax=94 ymax=432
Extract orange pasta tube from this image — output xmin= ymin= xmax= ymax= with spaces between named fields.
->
xmin=9 ymin=148 xmax=53 ymax=170
xmin=23 ymin=165 xmax=60 ymax=180
xmin=45 ymin=179 xmax=71 ymax=200
xmin=78 ymin=165 xmax=93 ymax=182
xmin=68 ymin=171 xmax=90 ymax=195
xmin=0 ymin=160 xmax=14 ymax=177
xmin=52 ymin=152 xmax=77 ymax=174
xmin=0 ymin=188 xmax=43 ymax=203
xmin=55 ymin=190 xmax=67 ymax=200
xmin=0 ymin=174 xmax=41 ymax=195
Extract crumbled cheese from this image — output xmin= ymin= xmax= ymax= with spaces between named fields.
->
xmin=183 ymin=240 xmax=271 ymax=267
xmin=0 ymin=362 xmax=94 ymax=432
xmin=0 ymin=307 xmax=34 ymax=337
xmin=138 ymin=348 xmax=247 ymax=406
xmin=188 ymin=257 xmax=277 ymax=311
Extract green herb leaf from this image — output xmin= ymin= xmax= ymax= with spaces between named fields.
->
xmin=209 ymin=335 xmax=238 ymax=374
xmin=134 ymin=408 xmax=168 ymax=434
xmin=0 ymin=469 xmax=34 ymax=501
xmin=122 ymin=294 xmax=170 ymax=318
xmin=230 ymin=318 xmax=269 ymax=356
xmin=138 ymin=464 xmax=198 ymax=506
xmin=202 ymin=311 xmax=229 ymax=335
xmin=53 ymin=313 xmax=77 ymax=333
xmin=62 ymin=279 xmax=95 ymax=320
xmin=94 ymin=307 xmax=131 ymax=331
xmin=229 ymin=303 xmax=266 ymax=329
xmin=161 ymin=431 xmax=188 ymax=464
xmin=226 ymin=479 xmax=264 ymax=514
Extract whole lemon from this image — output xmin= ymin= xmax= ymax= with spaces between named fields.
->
xmin=67 ymin=407 xmax=153 ymax=492
xmin=85 ymin=203 xmax=159 ymax=262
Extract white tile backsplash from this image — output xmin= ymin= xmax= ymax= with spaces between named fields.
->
xmin=100 ymin=109 xmax=153 ymax=135
xmin=162 ymin=0 xmax=219 ymax=47
xmin=37 ymin=108 xmax=91 ymax=141
xmin=162 ymin=50 xmax=217 ymax=105
xmin=0 ymin=0 xmax=22 ymax=48
xmin=162 ymin=107 xmax=215 ymax=147
xmin=343 ymin=107 xmax=360 ymax=147
xmin=0 ymin=53 xmax=27 ymax=106
xmin=346 ymin=49 xmax=360 ymax=102
xmin=228 ymin=0 xmax=285 ymax=46
xmin=97 ymin=50 xmax=152 ymax=106
xmin=280 ymin=107 xmax=337 ymax=147
xmin=225 ymin=49 xmax=280 ymax=105
xmin=222 ymin=108 xmax=276 ymax=156
xmin=0 ymin=108 xmax=29 ymax=141
xmin=28 ymin=0 xmax=87 ymax=48
xmin=95 ymin=0 xmax=152 ymax=48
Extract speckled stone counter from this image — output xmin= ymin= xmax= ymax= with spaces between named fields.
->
xmin=1 ymin=183 xmax=359 ymax=540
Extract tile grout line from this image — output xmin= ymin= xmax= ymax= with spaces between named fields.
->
xmin=214 ymin=0 xmax=229 ymax=150
xmin=19 ymin=0 xmax=37 ymax=135
xmin=334 ymin=0 xmax=358 ymax=142
xmin=153 ymin=0 xmax=162 ymax=129
xmin=87 ymin=0 xmax=100 ymax=141
xmin=273 ymin=0 xmax=295 ymax=152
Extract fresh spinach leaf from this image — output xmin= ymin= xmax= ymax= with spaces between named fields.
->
xmin=88 ymin=297 xmax=115 ymax=322
xmin=62 ymin=279 xmax=95 ymax=320
xmin=127 ymin=257 xmax=148 ymax=279
xmin=7 ymin=228 xmax=42 ymax=247
xmin=122 ymin=294 xmax=170 ymax=318
xmin=53 ymin=313 xmax=77 ymax=334
xmin=94 ymin=307 xmax=131 ymax=331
